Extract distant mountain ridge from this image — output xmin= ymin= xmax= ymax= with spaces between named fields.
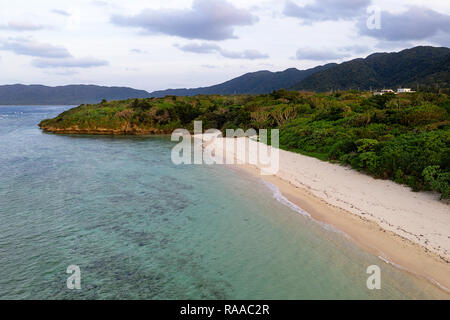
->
xmin=149 ymin=64 xmax=336 ymax=97
xmin=292 ymin=46 xmax=450 ymax=91
xmin=0 ymin=84 xmax=152 ymax=105
xmin=0 ymin=65 xmax=335 ymax=105
xmin=1 ymin=46 xmax=449 ymax=105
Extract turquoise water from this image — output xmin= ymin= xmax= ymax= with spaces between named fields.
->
xmin=0 ymin=106 xmax=445 ymax=299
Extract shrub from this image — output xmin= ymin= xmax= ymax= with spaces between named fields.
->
xmin=423 ymin=166 xmax=450 ymax=199
xmin=329 ymin=139 xmax=357 ymax=160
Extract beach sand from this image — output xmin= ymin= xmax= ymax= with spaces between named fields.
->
xmin=202 ymin=136 xmax=450 ymax=294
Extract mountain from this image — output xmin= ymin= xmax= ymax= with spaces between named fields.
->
xmin=2 ymin=46 xmax=449 ymax=105
xmin=291 ymin=46 xmax=450 ymax=91
xmin=0 ymin=84 xmax=152 ymax=105
xmin=150 ymin=64 xmax=336 ymax=97
xmin=0 ymin=65 xmax=334 ymax=104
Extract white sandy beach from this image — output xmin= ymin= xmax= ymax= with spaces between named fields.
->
xmin=198 ymin=135 xmax=450 ymax=292
xmin=271 ymin=146 xmax=450 ymax=260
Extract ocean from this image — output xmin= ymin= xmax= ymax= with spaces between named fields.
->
xmin=0 ymin=105 xmax=444 ymax=299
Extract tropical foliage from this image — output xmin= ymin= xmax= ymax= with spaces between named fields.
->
xmin=40 ymin=90 xmax=450 ymax=198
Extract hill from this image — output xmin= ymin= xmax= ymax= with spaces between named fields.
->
xmin=0 ymin=84 xmax=152 ymax=105
xmin=292 ymin=46 xmax=450 ymax=91
xmin=150 ymin=64 xmax=336 ymax=97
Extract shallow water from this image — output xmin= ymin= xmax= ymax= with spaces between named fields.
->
xmin=0 ymin=105 xmax=446 ymax=299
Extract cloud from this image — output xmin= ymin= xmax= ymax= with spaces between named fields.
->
xmin=220 ymin=49 xmax=269 ymax=60
xmin=52 ymin=9 xmax=71 ymax=17
xmin=295 ymin=47 xmax=351 ymax=61
xmin=43 ymin=70 xmax=78 ymax=76
xmin=284 ymin=0 xmax=370 ymax=23
xmin=294 ymin=45 xmax=372 ymax=61
xmin=130 ymin=48 xmax=149 ymax=54
xmin=0 ymin=38 xmax=71 ymax=58
xmin=0 ymin=21 xmax=49 ymax=31
xmin=429 ymin=31 xmax=450 ymax=48
xmin=340 ymin=45 xmax=370 ymax=54
xmin=375 ymin=40 xmax=414 ymax=51
xmin=175 ymin=42 xmax=220 ymax=54
xmin=111 ymin=0 xmax=258 ymax=40
xmin=91 ymin=0 xmax=109 ymax=6
xmin=31 ymin=56 xmax=109 ymax=68
xmin=201 ymin=64 xmax=218 ymax=69
xmin=0 ymin=37 xmax=108 ymax=69
xmin=358 ymin=6 xmax=450 ymax=42
xmin=175 ymin=42 xmax=269 ymax=60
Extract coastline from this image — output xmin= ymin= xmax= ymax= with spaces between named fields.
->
xmin=207 ymin=136 xmax=450 ymax=295
xmin=38 ymin=125 xmax=169 ymax=135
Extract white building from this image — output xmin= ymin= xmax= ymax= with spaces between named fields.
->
xmin=373 ymin=89 xmax=394 ymax=96
xmin=373 ymin=88 xmax=416 ymax=96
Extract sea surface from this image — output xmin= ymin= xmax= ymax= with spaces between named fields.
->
xmin=0 ymin=105 xmax=445 ymax=299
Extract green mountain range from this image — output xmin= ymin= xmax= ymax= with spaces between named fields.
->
xmin=292 ymin=46 xmax=450 ymax=91
xmin=0 ymin=46 xmax=449 ymax=105
xmin=150 ymin=64 xmax=336 ymax=97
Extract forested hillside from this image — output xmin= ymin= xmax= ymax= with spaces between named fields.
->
xmin=292 ymin=46 xmax=450 ymax=91
xmin=150 ymin=65 xmax=336 ymax=97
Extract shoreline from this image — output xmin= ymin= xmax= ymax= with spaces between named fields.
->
xmin=38 ymin=125 xmax=169 ymax=135
xmin=236 ymin=163 xmax=450 ymax=296
xmin=205 ymin=136 xmax=450 ymax=296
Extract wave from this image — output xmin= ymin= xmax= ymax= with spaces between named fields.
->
xmin=261 ymin=180 xmax=350 ymax=238
xmin=378 ymin=255 xmax=450 ymax=293
xmin=261 ymin=180 xmax=311 ymax=218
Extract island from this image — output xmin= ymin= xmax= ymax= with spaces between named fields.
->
xmin=39 ymin=90 xmax=449 ymax=199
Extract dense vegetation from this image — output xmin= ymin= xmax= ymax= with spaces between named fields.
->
xmin=40 ymin=89 xmax=450 ymax=199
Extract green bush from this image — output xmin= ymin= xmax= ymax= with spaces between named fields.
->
xmin=423 ymin=166 xmax=450 ymax=199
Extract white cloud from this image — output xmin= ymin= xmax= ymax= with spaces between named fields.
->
xmin=175 ymin=42 xmax=269 ymax=59
xmin=295 ymin=48 xmax=350 ymax=61
xmin=0 ymin=37 xmax=108 ymax=69
xmin=130 ymin=49 xmax=149 ymax=54
xmin=0 ymin=38 xmax=71 ymax=58
xmin=0 ymin=21 xmax=51 ymax=31
xmin=111 ymin=0 xmax=258 ymax=40
xmin=358 ymin=6 xmax=450 ymax=43
xmin=51 ymin=9 xmax=71 ymax=17
xmin=32 ymin=56 xmax=109 ymax=68
xmin=284 ymin=0 xmax=371 ymax=23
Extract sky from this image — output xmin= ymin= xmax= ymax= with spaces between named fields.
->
xmin=0 ymin=0 xmax=449 ymax=92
